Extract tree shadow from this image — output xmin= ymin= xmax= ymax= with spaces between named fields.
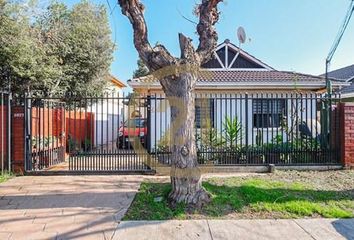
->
xmin=0 ymin=175 xmax=148 ymax=239
xmin=0 ymin=191 xmax=136 ymax=239
xmin=332 ymin=219 xmax=354 ymax=240
xmin=1 ymin=191 xmax=136 ymax=210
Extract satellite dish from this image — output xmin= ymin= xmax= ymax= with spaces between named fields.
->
xmin=237 ymin=27 xmax=246 ymax=44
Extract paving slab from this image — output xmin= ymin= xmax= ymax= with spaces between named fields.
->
xmin=113 ymin=219 xmax=354 ymax=240
xmin=209 ymin=219 xmax=312 ymax=240
xmin=2 ymin=175 xmax=354 ymax=240
xmin=0 ymin=175 xmax=142 ymax=240
xmin=114 ymin=220 xmax=212 ymax=240
xmin=295 ymin=218 xmax=354 ymax=240
xmin=0 ymin=232 xmax=12 ymax=240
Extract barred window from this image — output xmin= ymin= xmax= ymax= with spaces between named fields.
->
xmin=253 ymin=99 xmax=286 ymax=128
xmin=195 ymin=99 xmax=215 ymax=128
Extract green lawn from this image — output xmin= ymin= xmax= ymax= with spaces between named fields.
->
xmin=0 ymin=172 xmax=13 ymax=184
xmin=124 ymin=174 xmax=354 ymax=220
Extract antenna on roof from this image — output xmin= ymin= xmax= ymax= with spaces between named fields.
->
xmin=237 ymin=27 xmax=246 ymax=45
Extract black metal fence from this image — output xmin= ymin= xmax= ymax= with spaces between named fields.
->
xmin=0 ymin=91 xmax=11 ymax=173
xmin=64 ymin=94 xmax=153 ymax=172
xmin=19 ymin=92 xmax=342 ymax=173
xmin=24 ymin=98 xmax=66 ymax=171
xmin=22 ymin=93 xmax=154 ymax=172
xmin=150 ymin=93 xmax=341 ymax=166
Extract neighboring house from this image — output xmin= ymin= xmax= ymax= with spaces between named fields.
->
xmin=107 ymin=74 xmax=127 ymax=93
xmin=128 ymin=39 xmax=347 ymax=148
xmin=321 ymin=64 xmax=354 ymax=99
xmin=92 ymin=74 xmax=126 ymax=147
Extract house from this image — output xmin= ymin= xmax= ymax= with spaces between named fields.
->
xmin=107 ymin=74 xmax=127 ymax=93
xmin=127 ymin=40 xmax=347 ymax=150
xmin=129 ymin=40 xmax=346 ymax=93
xmin=321 ymin=64 xmax=354 ymax=100
xmin=92 ymin=74 xmax=126 ymax=147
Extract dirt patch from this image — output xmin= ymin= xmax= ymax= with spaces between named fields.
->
xmin=267 ymin=170 xmax=354 ymax=192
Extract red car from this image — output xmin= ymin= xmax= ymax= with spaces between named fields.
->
xmin=117 ymin=118 xmax=147 ymax=149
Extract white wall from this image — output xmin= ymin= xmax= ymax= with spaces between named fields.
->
xmin=150 ymin=98 xmax=171 ymax=150
xmin=91 ymin=99 xmax=123 ymax=147
xmin=90 ymin=85 xmax=124 ymax=147
xmin=149 ymin=93 xmax=319 ymax=149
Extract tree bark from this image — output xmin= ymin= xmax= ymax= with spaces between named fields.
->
xmin=162 ymin=71 xmax=210 ymax=207
xmin=118 ymin=0 xmax=223 ymax=208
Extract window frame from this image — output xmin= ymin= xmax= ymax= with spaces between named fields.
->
xmin=195 ymin=98 xmax=215 ymax=129
xmin=252 ymin=98 xmax=287 ymax=129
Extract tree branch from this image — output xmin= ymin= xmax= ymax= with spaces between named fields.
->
xmin=118 ymin=0 xmax=175 ymax=71
xmin=196 ymin=0 xmax=223 ymax=64
xmin=179 ymin=33 xmax=199 ymax=63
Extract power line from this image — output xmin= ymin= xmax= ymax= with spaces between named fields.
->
xmin=104 ymin=0 xmax=118 ymax=46
xmin=105 ymin=0 xmax=112 ymax=14
xmin=326 ymin=0 xmax=354 ymax=63
xmin=326 ymin=0 xmax=354 ymax=94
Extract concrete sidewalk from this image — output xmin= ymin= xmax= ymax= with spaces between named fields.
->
xmin=114 ymin=219 xmax=354 ymax=240
xmin=0 ymin=175 xmax=142 ymax=240
xmin=1 ymin=175 xmax=353 ymax=239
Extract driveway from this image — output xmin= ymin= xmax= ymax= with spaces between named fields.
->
xmin=0 ymin=175 xmax=142 ymax=240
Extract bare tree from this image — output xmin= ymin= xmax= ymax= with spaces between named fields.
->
xmin=118 ymin=0 xmax=222 ymax=207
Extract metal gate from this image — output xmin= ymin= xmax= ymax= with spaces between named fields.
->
xmin=24 ymin=94 xmax=155 ymax=173
xmin=24 ymin=97 xmax=66 ymax=171
xmin=66 ymin=94 xmax=154 ymax=172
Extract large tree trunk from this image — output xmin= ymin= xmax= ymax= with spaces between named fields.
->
xmin=163 ymin=72 xmax=210 ymax=207
xmin=118 ymin=0 xmax=223 ymax=209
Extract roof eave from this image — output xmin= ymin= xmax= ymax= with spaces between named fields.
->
xmin=109 ymin=74 xmax=127 ymax=88
xmin=128 ymin=82 xmax=337 ymax=90
xmin=341 ymin=92 xmax=354 ymax=99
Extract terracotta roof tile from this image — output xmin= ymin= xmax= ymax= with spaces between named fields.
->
xmin=131 ymin=70 xmax=332 ymax=85
xmin=198 ymin=70 xmax=326 ymax=83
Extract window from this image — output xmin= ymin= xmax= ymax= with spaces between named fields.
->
xmin=195 ymin=99 xmax=215 ymax=128
xmin=253 ymin=99 xmax=286 ymax=128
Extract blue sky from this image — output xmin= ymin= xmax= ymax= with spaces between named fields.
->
xmin=64 ymin=0 xmax=354 ymax=88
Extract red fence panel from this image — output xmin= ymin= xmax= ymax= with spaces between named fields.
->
xmin=65 ymin=111 xmax=95 ymax=152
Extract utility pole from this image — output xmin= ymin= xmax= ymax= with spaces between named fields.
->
xmin=326 ymin=0 xmax=354 ymax=95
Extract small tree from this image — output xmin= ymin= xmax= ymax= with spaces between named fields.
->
xmin=60 ymin=1 xmax=114 ymax=97
xmin=222 ymin=116 xmax=242 ymax=149
xmin=0 ymin=0 xmax=56 ymax=93
xmin=0 ymin=0 xmax=114 ymax=97
xmin=118 ymin=0 xmax=223 ymax=207
xmin=133 ymin=58 xmax=149 ymax=78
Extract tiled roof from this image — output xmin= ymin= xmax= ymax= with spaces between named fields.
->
xmin=320 ymin=65 xmax=354 ymax=96
xmin=341 ymin=82 xmax=354 ymax=95
xmin=321 ymin=64 xmax=354 ymax=80
xmin=197 ymin=70 xmax=328 ymax=83
xmin=130 ymin=70 xmax=337 ymax=85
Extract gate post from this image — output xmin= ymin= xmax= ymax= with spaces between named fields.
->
xmin=146 ymin=95 xmax=151 ymax=153
xmin=24 ymin=93 xmax=32 ymax=171
xmin=11 ymin=106 xmax=25 ymax=173
xmin=339 ymin=102 xmax=354 ymax=169
xmin=146 ymin=95 xmax=152 ymax=169
xmin=7 ymin=92 xmax=12 ymax=171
